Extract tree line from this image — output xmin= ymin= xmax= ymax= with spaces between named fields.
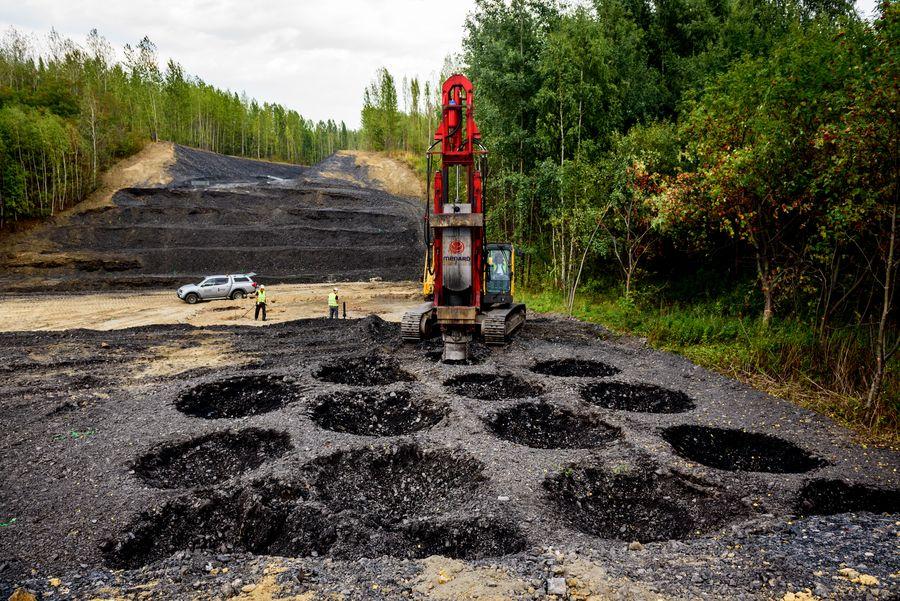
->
xmin=361 ymin=0 xmax=897 ymax=427
xmin=463 ymin=0 xmax=897 ymax=421
xmin=0 ymin=28 xmax=357 ymax=228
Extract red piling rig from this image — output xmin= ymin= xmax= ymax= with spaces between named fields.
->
xmin=428 ymin=74 xmax=489 ymax=359
xmin=401 ymin=73 xmax=526 ymax=361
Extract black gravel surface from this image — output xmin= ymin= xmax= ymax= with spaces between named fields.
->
xmin=168 ymin=145 xmax=306 ymax=185
xmin=1 ymin=316 xmax=898 ymax=599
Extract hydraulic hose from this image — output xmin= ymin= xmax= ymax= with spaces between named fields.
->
xmin=424 ymin=139 xmax=440 ymax=272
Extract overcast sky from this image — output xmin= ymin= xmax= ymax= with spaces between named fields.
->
xmin=1 ymin=0 xmax=882 ymax=129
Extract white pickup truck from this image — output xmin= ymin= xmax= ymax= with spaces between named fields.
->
xmin=177 ymin=273 xmax=258 ymax=304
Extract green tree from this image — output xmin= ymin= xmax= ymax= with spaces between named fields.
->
xmin=668 ymin=18 xmax=866 ymax=324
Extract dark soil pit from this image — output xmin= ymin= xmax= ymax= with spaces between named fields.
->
xmin=132 ymin=428 xmax=292 ymax=488
xmin=106 ymin=444 xmax=525 ymax=567
xmin=102 ymin=478 xmax=333 ymax=569
xmin=302 ymin=443 xmax=525 ymax=560
xmin=662 ymin=425 xmax=826 ymax=473
xmin=531 ymin=358 xmax=620 ymax=378
xmin=402 ymin=516 xmax=526 ymax=559
xmin=581 ymin=381 xmax=694 ymax=413
xmin=444 ymin=373 xmax=543 ymax=401
xmin=314 ymin=354 xmax=414 ymax=386
xmin=303 ymin=443 xmax=485 ymax=526
xmin=309 ymin=388 xmax=448 ymax=436
xmin=486 ymin=402 xmax=620 ymax=449
xmin=175 ymin=374 xmax=300 ymax=419
xmin=544 ymin=461 xmax=744 ymax=542
xmin=794 ymin=479 xmax=900 ymax=515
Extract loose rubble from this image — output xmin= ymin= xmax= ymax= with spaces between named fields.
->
xmin=1 ymin=316 xmax=897 ymax=599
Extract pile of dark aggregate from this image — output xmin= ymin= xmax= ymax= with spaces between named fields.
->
xmin=0 ymin=145 xmax=424 ymax=291
xmin=131 ymin=427 xmax=293 ymax=488
xmin=167 ymin=145 xmax=306 ymax=184
xmin=0 ymin=315 xmax=898 ymax=600
xmin=310 ymin=387 xmax=448 ymax=436
xmin=444 ymin=372 xmax=544 ymax=401
xmin=530 ymin=357 xmax=620 ymax=378
xmin=176 ymin=374 xmax=303 ymax=419
xmin=314 ymin=354 xmax=414 ymax=386
xmin=486 ymin=401 xmax=620 ymax=449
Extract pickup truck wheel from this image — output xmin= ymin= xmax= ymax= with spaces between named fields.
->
xmin=185 ymin=292 xmax=200 ymax=305
xmin=231 ymin=290 xmax=246 ymax=300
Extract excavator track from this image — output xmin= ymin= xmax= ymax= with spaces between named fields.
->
xmin=481 ymin=303 xmax=526 ymax=345
xmin=401 ymin=302 xmax=436 ymax=342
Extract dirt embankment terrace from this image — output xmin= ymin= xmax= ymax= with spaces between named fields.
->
xmin=0 ymin=145 xmax=425 ymax=292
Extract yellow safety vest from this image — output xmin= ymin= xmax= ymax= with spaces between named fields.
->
xmin=257 ymin=289 xmax=266 ymax=304
xmin=328 ymin=292 xmax=338 ymax=307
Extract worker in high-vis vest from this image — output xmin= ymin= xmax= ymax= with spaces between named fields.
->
xmin=254 ymin=285 xmax=267 ymax=321
xmin=328 ymin=287 xmax=339 ymax=319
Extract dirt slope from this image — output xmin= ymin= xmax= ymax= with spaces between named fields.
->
xmin=0 ymin=142 xmax=175 ymax=261
xmin=0 ymin=145 xmax=425 ymax=291
xmin=338 ymin=150 xmax=425 ymax=198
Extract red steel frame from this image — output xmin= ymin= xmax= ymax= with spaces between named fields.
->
xmin=430 ymin=74 xmax=486 ymax=314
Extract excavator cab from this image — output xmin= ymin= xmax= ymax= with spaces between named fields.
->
xmin=484 ymin=243 xmax=514 ymax=305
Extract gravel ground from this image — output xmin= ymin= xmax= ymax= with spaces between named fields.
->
xmin=1 ymin=316 xmax=897 ymax=600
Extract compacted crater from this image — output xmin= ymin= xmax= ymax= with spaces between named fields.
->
xmin=794 ymin=479 xmax=899 ymax=515
xmin=301 ymin=443 xmax=524 ymax=559
xmin=486 ymin=402 xmax=620 ymax=449
xmin=531 ymin=358 xmax=620 ymax=378
xmin=544 ymin=460 xmax=745 ymax=542
xmin=175 ymin=374 xmax=301 ymax=419
xmin=309 ymin=388 xmax=448 ymax=436
xmin=132 ymin=428 xmax=292 ymax=488
xmin=103 ymin=479 xmax=332 ymax=569
xmin=581 ymin=381 xmax=695 ymax=413
xmin=314 ymin=354 xmax=414 ymax=386
xmin=304 ymin=443 xmax=484 ymax=524
xmin=444 ymin=373 xmax=543 ymax=401
xmin=106 ymin=443 xmax=524 ymax=567
xmin=662 ymin=425 xmax=827 ymax=473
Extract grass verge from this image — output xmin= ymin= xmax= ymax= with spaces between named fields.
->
xmin=520 ymin=288 xmax=899 ymax=446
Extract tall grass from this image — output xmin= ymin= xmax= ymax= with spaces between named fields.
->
xmin=520 ymin=288 xmax=899 ymax=444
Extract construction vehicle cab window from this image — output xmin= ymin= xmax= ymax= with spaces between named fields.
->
xmin=401 ymin=74 xmax=526 ymax=361
xmin=487 ymin=248 xmax=511 ymax=292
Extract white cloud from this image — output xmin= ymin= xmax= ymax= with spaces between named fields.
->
xmin=1 ymin=0 xmax=476 ymax=128
xmin=0 ymin=0 xmax=883 ymax=128
xmin=854 ymin=0 xmax=880 ymax=18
